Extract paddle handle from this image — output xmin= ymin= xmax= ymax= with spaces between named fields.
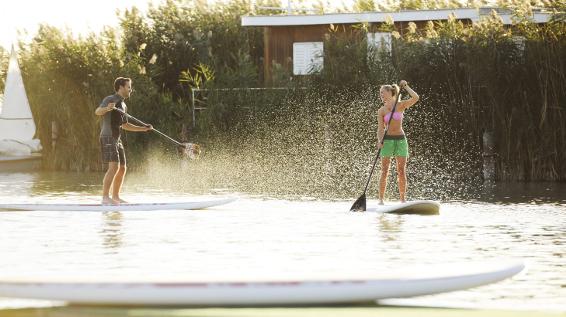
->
xmin=361 ymin=91 xmax=402 ymax=195
xmin=113 ymin=108 xmax=186 ymax=148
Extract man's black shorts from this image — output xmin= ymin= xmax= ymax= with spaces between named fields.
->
xmin=100 ymin=136 xmax=126 ymax=166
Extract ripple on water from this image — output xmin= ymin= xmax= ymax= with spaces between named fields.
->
xmin=0 ymin=173 xmax=564 ymax=310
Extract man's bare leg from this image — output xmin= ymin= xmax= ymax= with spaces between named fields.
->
xmin=102 ymin=162 xmax=119 ymax=204
xmin=111 ymin=165 xmax=127 ymax=203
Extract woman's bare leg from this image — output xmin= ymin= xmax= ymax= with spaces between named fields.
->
xmin=379 ymin=157 xmax=391 ymax=204
xmin=396 ymin=156 xmax=407 ymax=203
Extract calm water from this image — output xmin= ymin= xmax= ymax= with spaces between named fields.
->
xmin=0 ymin=172 xmax=564 ymax=311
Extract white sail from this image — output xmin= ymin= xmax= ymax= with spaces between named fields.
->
xmin=0 ymin=46 xmax=36 ymax=142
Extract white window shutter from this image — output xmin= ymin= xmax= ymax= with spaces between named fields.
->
xmin=293 ymin=42 xmax=324 ymax=75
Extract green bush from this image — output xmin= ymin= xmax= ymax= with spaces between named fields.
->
xmin=15 ymin=1 xmax=566 ymax=191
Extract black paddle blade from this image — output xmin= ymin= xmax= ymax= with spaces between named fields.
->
xmin=350 ymin=193 xmax=367 ymax=212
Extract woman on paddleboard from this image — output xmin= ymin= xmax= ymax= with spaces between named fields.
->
xmin=377 ymin=80 xmax=419 ymax=205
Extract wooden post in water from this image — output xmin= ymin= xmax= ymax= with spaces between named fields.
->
xmin=181 ymin=123 xmax=189 ymax=143
xmin=482 ymin=130 xmax=496 ymax=182
xmin=323 ymin=124 xmax=332 ymax=179
xmin=51 ymin=121 xmax=58 ymax=150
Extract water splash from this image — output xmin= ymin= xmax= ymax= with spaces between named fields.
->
xmin=137 ymin=87 xmax=485 ymax=201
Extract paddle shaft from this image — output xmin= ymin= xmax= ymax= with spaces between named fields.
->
xmin=113 ymin=108 xmax=186 ymax=148
xmin=360 ymin=92 xmax=402 ymax=195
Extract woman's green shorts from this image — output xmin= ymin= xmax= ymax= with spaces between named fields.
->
xmin=381 ymin=135 xmax=409 ymax=157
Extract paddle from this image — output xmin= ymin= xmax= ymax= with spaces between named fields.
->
xmin=350 ymin=85 xmax=402 ymax=212
xmin=113 ymin=108 xmax=200 ymax=158
xmin=113 ymin=108 xmax=184 ymax=147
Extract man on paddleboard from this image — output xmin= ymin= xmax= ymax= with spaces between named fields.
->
xmin=95 ymin=77 xmax=152 ymax=205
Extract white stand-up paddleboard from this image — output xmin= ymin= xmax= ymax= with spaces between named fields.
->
xmin=0 ymin=261 xmax=524 ymax=306
xmin=366 ymin=200 xmax=440 ymax=215
xmin=0 ymin=196 xmax=237 ymax=212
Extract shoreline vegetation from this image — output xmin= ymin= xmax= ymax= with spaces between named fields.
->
xmin=0 ymin=1 xmax=564 ymax=193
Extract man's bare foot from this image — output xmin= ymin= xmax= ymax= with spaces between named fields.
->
xmin=378 ymin=200 xmax=384 ymax=205
xmin=400 ymin=199 xmax=406 ymax=203
xmin=112 ymin=197 xmax=128 ymax=204
xmin=102 ymin=196 xmax=119 ymax=205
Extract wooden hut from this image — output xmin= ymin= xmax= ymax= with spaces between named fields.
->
xmin=241 ymin=8 xmax=552 ymax=83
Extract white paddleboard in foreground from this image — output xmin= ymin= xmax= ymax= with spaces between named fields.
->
xmin=366 ymin=200 xmax=440 ymax=215
xmin=0 ymin=196 xmax=237 ymax=212
xmin=0 ymin=261 xmax=524 ymax=306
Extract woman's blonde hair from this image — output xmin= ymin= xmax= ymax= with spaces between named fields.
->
xmin=381 ymin=84 xmax=399 ymax=97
